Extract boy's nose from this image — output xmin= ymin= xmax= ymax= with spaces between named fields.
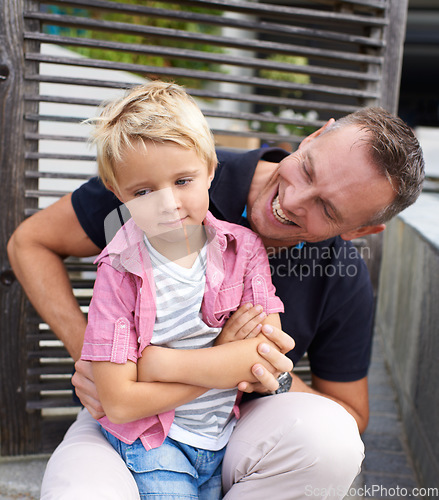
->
xmin=156 ymin=187 xmax=179 ymax=214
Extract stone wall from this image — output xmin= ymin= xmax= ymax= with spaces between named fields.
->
xmin=375 ymin=193 xmax=439 ymax=490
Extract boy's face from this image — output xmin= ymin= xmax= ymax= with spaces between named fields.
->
xmin=112 ymin=140 xmax=213 ymax=245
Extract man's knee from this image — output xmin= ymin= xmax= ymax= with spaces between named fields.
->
xmin=293 ymin=394 xmax=364 ymax=478
xmin=223 ymin=393 xmax=364 ymax=498
xmin=40 ymin=410 xmax=140 ymax=500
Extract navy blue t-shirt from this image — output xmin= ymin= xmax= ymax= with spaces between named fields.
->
xmin=72 ymin=148 xmax=373 ymax=382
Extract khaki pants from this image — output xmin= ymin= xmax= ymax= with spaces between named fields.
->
xmin=41 ymin=393 xmax=364 ymax=499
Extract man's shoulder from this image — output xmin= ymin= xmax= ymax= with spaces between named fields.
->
xmin=72 ymin=177 xmax=121 ymax=250
xmin=271 ymin=236 xmax=372 ymax=294
xmin=305 ymin=237 xmax=365 ymax=264
xmin=205 ymin=211 xmax=260 ymax=242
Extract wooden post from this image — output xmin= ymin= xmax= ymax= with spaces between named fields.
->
xmin=0 ymin=0 xmax=41 ymax=455
xmin=381 ymin=0 xmax=409 ymax=114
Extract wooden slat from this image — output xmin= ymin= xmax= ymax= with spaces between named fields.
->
xmin=25 ymin=75 xmax=361 ymax=114
xmin=26 ymin=54 xmax=381 ymax=98
xmin=27 ymin=397 xmax=79 ymax=410
xmin=26 ymin=382 xmax=74 ymax=393
xmin=26 ymin=189 xmax=73 ymax=198
xmin=27 ymin=365 xmax=75 ymax=376
xmin=23 ymin=34 xmax=383 ymax=82
xmin=37 ymin=0 xmax=388 ymax=26
xmin=28 ymin=349 xmax=72 ymax=359
xmin=24 ymin=31 xmax=384 ymax=65
xmin=24 ymin=11 xmax=385 ymax=48
xmin=25 ymin=113 xmax=85 ymax=124
xmin=172 ymin=0 xmax=387 ymax=13
xmin=25 ymin=92 xmax=101 ymax=107
xmin=25 ymin=170 xmax=93 ymax=180
xmin=24 ymin=152 xmax=95 ymax=161
xmin=25 ymin=132 xmax=88 ymax=143
xmin=23 ymin=128 xmax=298 ymax=151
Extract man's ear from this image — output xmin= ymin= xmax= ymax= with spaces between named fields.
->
xmin=340 ymin=224 xmax=386 ymax=241
xmin=298 ymin=118 xmax=335 ymax=149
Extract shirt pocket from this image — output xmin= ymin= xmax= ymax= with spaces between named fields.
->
xmin=213 ymin=282 xmax=243 ymax=323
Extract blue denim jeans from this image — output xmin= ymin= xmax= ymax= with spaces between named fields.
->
xmin=102 ymin=429 xmax=225 ymax=499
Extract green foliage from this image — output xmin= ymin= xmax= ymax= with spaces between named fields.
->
xmin=42 ymin=1 xmax=224 ymax=87
xmin=260 ymin=54 xmax=310 ymax=85
xmin=252 ymin=54 xmax=317 ymax=138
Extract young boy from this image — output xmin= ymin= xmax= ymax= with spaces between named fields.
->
xmin=80 ymin=81 xmax=290 ymax=498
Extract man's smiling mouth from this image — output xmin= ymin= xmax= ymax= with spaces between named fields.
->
xmin=272 ymin=195 xmax=297 ymax=226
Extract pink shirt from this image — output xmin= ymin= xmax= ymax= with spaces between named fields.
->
xmin=82 ymin=211 xmax=284 ymax=450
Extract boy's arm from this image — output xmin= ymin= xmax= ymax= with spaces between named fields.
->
xmin=93 ymin=360 xmax=207 ymax=424
xmin=138 ymin=314 xmax=293 ymax=392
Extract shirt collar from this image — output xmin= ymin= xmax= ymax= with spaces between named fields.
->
xmin=96 ymin=210 xmax=231 ymax=276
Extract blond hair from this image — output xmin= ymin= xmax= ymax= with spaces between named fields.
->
xmin=88 ymin=81 xmax=217 ymax=190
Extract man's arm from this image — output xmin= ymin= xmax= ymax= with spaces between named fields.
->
xmin=308 ymin=375 xmax=369 ymax=434
xmin=229 ymin=307 xmax=369 ymax=429
xmin=279 ymin=372 xmax=369 ymax=434
xmin=138 ymin=314 xmax=293 ymax=392
xmin=7 ymin=194 xmax=100 ymax=361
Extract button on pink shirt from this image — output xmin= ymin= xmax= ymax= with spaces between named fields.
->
xmin=82 ymin=211 xmax=284 ymax=450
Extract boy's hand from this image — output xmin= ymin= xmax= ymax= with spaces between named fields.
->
xmin=215 ymin=303 xmax=267 ymax=345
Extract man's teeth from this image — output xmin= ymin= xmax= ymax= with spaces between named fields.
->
xmin=272 ymin=195 xmax=296 ymax=225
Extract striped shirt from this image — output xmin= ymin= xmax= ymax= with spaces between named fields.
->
xmin=145 ymin=237 xmax=237 ymax=450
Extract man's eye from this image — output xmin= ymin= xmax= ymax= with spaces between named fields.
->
xmin=302 ymin=164 xmax=312 ymax=183
xmin=323 ymin=204 xmax=335 ymax=221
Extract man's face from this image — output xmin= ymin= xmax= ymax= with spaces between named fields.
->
xmin=248 ymin=125 xmax=396 ymax=248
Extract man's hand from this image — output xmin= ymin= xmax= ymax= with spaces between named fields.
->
xmin=238 ymin=323 xmax=295 ymax=394
xmin=72 ymin=359 xmax=105 ymax=420
xmin=217 ymin=309 xmax=295 ymax=393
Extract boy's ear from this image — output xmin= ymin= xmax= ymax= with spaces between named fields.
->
xmin=107 ymin=183 xmax=121 ymax=200
xmin=340 ymin=224 xmax=386 ymax=241
xmin=298 ymin=118 xmax=335 ymax=149
xmin=207 ymin=170 xmax=215 ymax=188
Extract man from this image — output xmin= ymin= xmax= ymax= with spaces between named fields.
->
xmin=8 ymin=107 xmax=424 ymax=499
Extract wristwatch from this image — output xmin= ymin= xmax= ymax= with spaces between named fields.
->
xmin=275 ymin=372 xmax=293 ymax=394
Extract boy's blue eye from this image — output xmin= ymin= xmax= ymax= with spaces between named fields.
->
xmin=134 ymin=189 xmax=151 ymax=197
xmin=176 ymin=178 xmax=191 ymax=186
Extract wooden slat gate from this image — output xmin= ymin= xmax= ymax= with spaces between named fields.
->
xmin=0 ymin=0 xmax=408 ymax=455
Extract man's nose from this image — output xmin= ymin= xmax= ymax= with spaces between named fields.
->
xmin=282 ymin=183 xmax=309 ymax=217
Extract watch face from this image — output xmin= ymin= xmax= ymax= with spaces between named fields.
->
xmin=275 ymin=372 xmax=292 ymax=394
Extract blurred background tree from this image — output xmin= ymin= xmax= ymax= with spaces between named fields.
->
xmin=42 ymin=1 xmax=224 ymax=88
